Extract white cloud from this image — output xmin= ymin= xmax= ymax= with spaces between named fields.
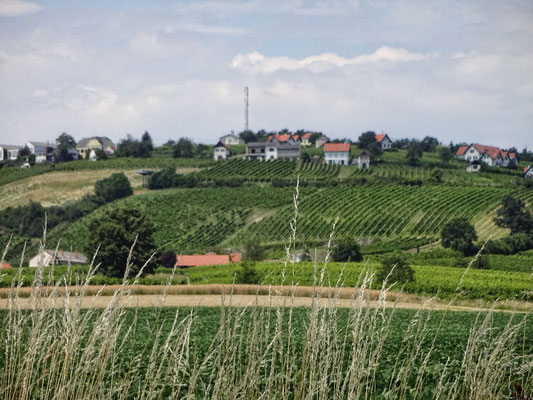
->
xmin=232 ymin=47 xmax=432 ymax=74
xmin=170 ymin=22 xmax=248 ymax=36
xmin=0 ymin=0 xmax=40 ymax=17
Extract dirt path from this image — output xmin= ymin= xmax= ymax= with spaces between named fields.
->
xmin=0 ymin=293 xmax=527 ymax=313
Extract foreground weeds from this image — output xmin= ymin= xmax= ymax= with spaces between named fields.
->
xmin=0 ymin=181 xmax=532 ymax=399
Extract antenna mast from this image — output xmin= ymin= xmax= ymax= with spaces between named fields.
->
xmin=244 ymin=86 xmax=249 ymax=131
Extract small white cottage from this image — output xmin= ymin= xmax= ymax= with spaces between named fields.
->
xmin=213 ymin=141 xmax=231 ymax=160
xmin=355 ymin=151 xmax=370 ymax=169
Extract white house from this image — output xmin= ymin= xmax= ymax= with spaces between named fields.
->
xmin=0 ymin=144 xmax=21 ymax=161
xmin=355 ymin=151 xmax=370 ymax=169
xmin=524 ymin=166 xmax=533 ymax=178
xmin=214 ymin=141 xmax=231 ymax=160
xmin=324 ymin=142 xmax=350 ymax=165
xmin=466 ymin=160 xmax=481 ymax=173
xmin=246 ymin=141 xmax=300 ymax=161
xmin=29 ymin=250 xmax=88 ymax=267
xmin=26 ymin=141 xmax=57 ymax=163
xmin=219 ymin=133 xmax=244 ymax=145
xmin=76 ymin=137 xmax=116 ymax=159
xmin=375 ymin=133 xmax=392 ymax=150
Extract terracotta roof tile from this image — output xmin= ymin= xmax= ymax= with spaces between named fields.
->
xmin=375 ymin=134 xmax=390 ymax=143
xmin=324 ymin=143 xmax=350 ymax=152
xmin=176 ymin=254 xmax=230 ymax=267
xmin=456 ymin=146 xmax=468 ymax=156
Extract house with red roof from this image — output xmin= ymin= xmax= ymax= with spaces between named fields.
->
xmin=214 ymin=141 xmax=231 ymax=160
xmin=269 ymin=134 xmax=298 ymax=144
xmin=456 ymin=143 xmax=518 ymax=167
xmin=524 ymin=166 xmax=533 ymax=178
xmin=1 ymin=262 xmax=13 ymax=270
xmin=375 ymin=133 xmax=392 ymax=150
xmin=176 ymin=253 xmax=242 ymax=268
xmin=324 ymin=142 xmax=351 ymax=165
xmin=300 ymin=132 xmax=312 ymax=146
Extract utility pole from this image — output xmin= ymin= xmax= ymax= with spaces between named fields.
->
xmin=244 ymin=86 xmax=249 ymax=132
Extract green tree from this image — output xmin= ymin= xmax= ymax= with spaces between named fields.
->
xmin=86 ymin=207 xmax=157 ymax=278
xmin=437 ymin=145 xmax=454 ymax=166
xmin=494 ymin=195 xmax=533 ymax=234
xmin=55 ymin=132 xmax=77 ymax=163
xmin=406 ymin=141 xmax=423 ymax=166
xmin=141 ymin=131 xmax=154 ymax=157
xmin=430 ymin=169 xmax=444 ymax=183
xmin=441 ymin=218 xmax=478 ymax=255
xmin=357 ymin=131 xmax=376 ymax=149
xmin=239 ymin=130 xmax=256 ymax=143
xmin=368 ymin=142 xmax=383 ymax=162
xmin=332 ymin=238 xmax=363 ymax=262
xmin=173 ymin=138 xmax=194 ymax=158
xmin=420 ymin=136 xmax=439 ymax=152
xmin=94 ymin=172 xmax=133 ymax=203
xmin=377 ymin=252 xmax=414 ymax=284
xmin=243 ymin=240 xmax=264 ymax=262
xmin=160 ymin=250 xmax=176 ymax=269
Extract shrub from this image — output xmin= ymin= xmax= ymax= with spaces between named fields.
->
xmin=148 ymin=167 xmax=176 ymax=189
xmin=472 ymin=254 xmax=490 ymax=269
xmin=377 ymin=252 xmax=415 ymax=284
xmin=94 ymin=172 xmax=133 ymax=202
xmin=236 ymin=262 xmax=260 ymax=284
xmin=160 ymin=250 xmax=177 ymax=269
xmin=243 ymin=240 xmax=264 ymax=262
xmin=332 ymin=238 xmax=363 ymax=262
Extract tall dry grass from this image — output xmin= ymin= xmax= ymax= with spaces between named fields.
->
xmin=0 ymin=179 xmax=531 ymax=399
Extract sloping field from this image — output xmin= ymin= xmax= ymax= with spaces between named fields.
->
xmin=43 ymin=184 xmax=530 ymax=255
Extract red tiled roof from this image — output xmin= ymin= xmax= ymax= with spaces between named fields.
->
xmin=301 ymin=132 xmax=312 ymax=140
xmin=176 ymin=254 xmax=230 ymax=267
xmin=1 ymin=262 xmax=12 ymax=269
xmin=524 ymin=166 xmax=532 ymax=174
xmin=456 ymin=146 xmax=468 ymax=156
xmin=324 ymin=143 xmax=350 ymax=152
xmin=472 ymin=143 xmax=501 ymax=154
xmin=269 ymin=134 xmax=293 ymax=143
xmin=230 ymin=253 xmax=242 ymax=263
xmin=509 ymin=153 xmax=516 ymax=159
xmin=375 ymin=134 xmax=389 ymax=143
xmin=483 ymin=148 xmax=502 ymax=160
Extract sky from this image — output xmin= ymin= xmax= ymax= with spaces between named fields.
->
xmin=0 ymin=0 xmax=532 ymax=149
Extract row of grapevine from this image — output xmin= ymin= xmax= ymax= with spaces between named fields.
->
xmin=230 ymin=185 xmax=510 ymax=245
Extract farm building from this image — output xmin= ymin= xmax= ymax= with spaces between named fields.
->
xmin=375 ymin=133 xmax=392 ymax=150
xmin=324 ymin=143 xmax=350 ymax=165
xmin=29 ymin=250 xmax=88 ymax=268
xmin=76 ymin=137 xmax=116 ymax=159
xmin=219 ymin=133 xmax=244 ymax=145
xmin=466 ymin=160 xmax=481 ymax=173
xmin=315 ymin=134 xmax=329 ymax=148
xmin=246 ymin=141 xmax=301 ymax=161
xmin=176 ymin=253 xmax=241 ymax=268
xmin=456 ymin=144 xmax=517 ymax=167
xmin=0 ymin=144 xmax=21 ymax=161
xmin=26 ymin=141 xmax=56 ymax=163
xmin=524 ymin=166 xmax=533 ymax=178
xmin=355 ymin=151 xmax=370 ymax=169
xmin=214 ymin=141 xmax=231 ymax=160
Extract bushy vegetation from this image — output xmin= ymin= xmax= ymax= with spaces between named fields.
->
xmin=94 ymin=172 xmax=133 ymax=202
xmin=331 ymin=238 xmax=363 ymax=262
xmin=441 ymin=218 xmax=478 ymax=255
xmin=377 ymin=252 xmax=415 ymax=284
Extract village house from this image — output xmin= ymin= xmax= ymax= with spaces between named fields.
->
xmin=29 ymin=250 xmax=88 ymax=268
xmin=1 ymin=262 xmax=13 ymax=270
xmin=26 ymin=141 xmax=57 ymax=163
xmin=213 ymin=141 xmax=231 ymax=160
xmin=466 ymin=160 xmax=481 ymax=173
xmin=524 ymin=166 xmax=533 ymax=178
xmin=0 ymin=144 xmax=21 ymax=161
xmin=315 ymin=134 xmax=329 ymax=148
xmin=355 ymin=151 xmax=370 ymax=169
xmin=375 ymin=133 xmax=393 ymax=150
xmin=456 ymin=144 xmax=517 ymax=168
xmin=246 ymin=141 xmax=301 ymax=161
xmin=300 ymin=132 xmax=312 ymax=146
xmin=76 ymin=136 xmax=116 ymax=159
xmin=268 ymin=134 xmax=300 ymax=144
xmin=219 ymin=133 xmax=244 ymax=145
xmin=176 ymin=253 xmax=241 ymax=268
xmin=324 ymin=142 xmax=350 ymax=165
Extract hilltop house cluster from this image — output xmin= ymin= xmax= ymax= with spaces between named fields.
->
xmin=455 ymin=144 xmax=518 ymax=172
xmin=214 ymin=132 xmax=392 ymax=168
xmin=0 ymin=136 xmax=116 ymax=164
